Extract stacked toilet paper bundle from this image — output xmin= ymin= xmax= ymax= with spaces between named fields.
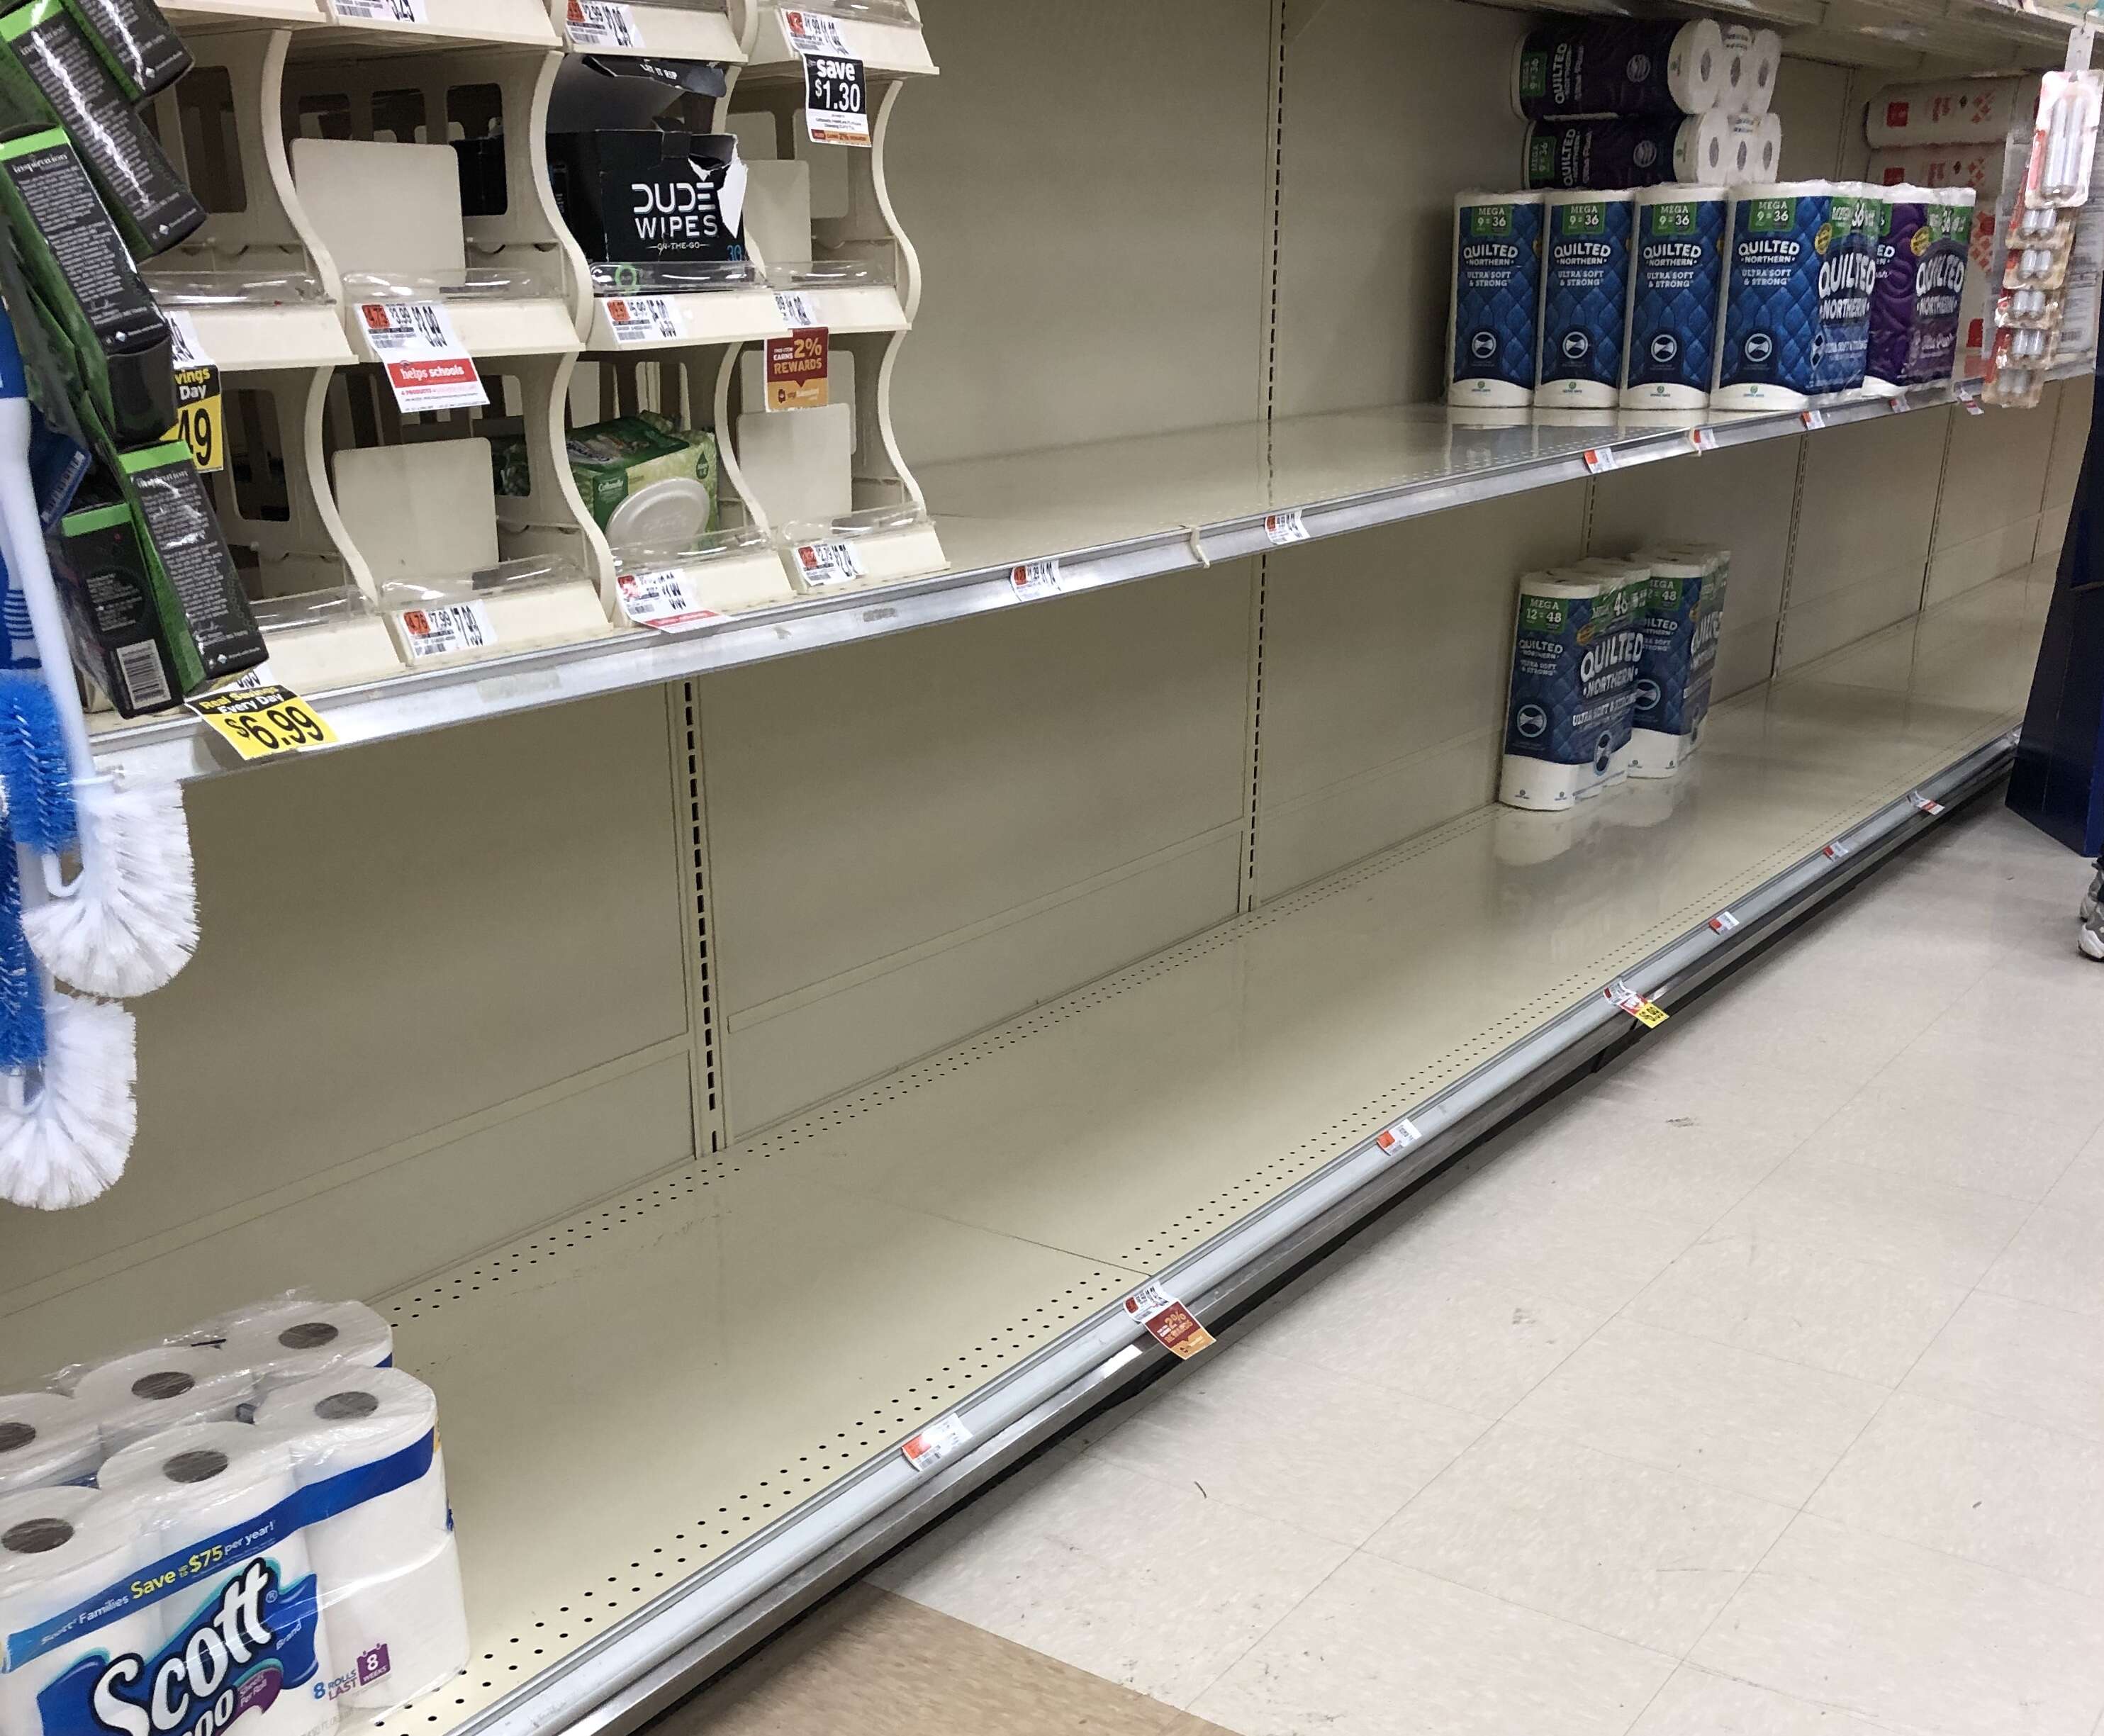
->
xmin=0 ymin=1324 xmax=465 ymax=1736
xmin=1499 ymin=543 xmax=1731 ymax=810
xmin=1517 ymin=16 xmax=1784 ymax=191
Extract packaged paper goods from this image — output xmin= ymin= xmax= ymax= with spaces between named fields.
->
xmin=1865 ymin=77 xmax=2039 ymax=149
xmin=1626 ymin=546 xmax=1729 ymax=776
xmin=0 ymin=1393 xmax=99 ymax=1496
xmin=1 ymin=1297 xmax=467 ymax=1736
xmin=1499 ymin=565 xmax=1647 ymax=811
xmin=1512 ymin=18 xmax=1727 ymax=121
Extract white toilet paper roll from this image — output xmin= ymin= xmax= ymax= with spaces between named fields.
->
xmin=1864 ymin=76 xmax=2039 ymax=148
xmin=69 ymin=1348 xmax=253 ymax=1455
xmin=256 ymin=1370 xmax=467 ymax=1709
xmin=0 ymin=1486 xmax=165 ymax=1736
xmin=1674 ymin=111 xmax=1742 ymax=187
xmin=1745 ymin=31 xmax=1781 ymax=118
xmin=188 ymin=1301 xmax=393 ymax=1399
xmin=0 ymin=1394 xmax=100 ymax=1496
xmin=1730 ymin=113 xmax=1780 ymax=184
xmin=1719 ymin=24 xmax=1754 ymax=115
xmin=98 ymin=1424 xmax=337 ymax=1736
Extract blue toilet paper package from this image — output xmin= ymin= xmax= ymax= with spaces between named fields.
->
xmin=1539 ymin=191 xmax=1634 ymax=405
xmin=1716 ymin=181 xmax=1878 ymax=406
xmin=1623 ymin=185 xmax=1727 ymax=407
xmin=1499 ymin=569 xmax=1647 ymax=811
xmin=1625 ymin=556 xmax=1716 ymax=777
xmin=1448 ymin=191 xmax=1545 ymax=407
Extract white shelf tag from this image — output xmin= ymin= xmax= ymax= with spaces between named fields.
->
xmin=900 ymin=1413 xmax=970 ymax=1473
xmin=1688 ymin=427 xmax=1718 ymax=453
xmin=619 ymin=569 xmax=720 ymax=632
xmin=793 ymin=539 xmax=864 ymax=588
xmin=1887 ymin=391 xmax=1911 ymax=413
xmin=779 ymin=6 xmax=849 ymax=53
xmin=1582 ymin=446 xmax=1617 ymax=474
xmin=603 ymin=295 xmax=683 ymax=346
xmin=803 ymin=51 xmax=870 ymax=147
xmin=773 ymin=290 xmax=820 ymax=330
xmin=1264 ymin=508 xmax=1310 ymax=546
xmin=1606 ymin=978 xmax=1668 ymax=1028
xmin=1708 ymin=909 xmax=1740 ymax=934
xmin=1964 ymin=398 xmax=1986 ymax=416
xmin=396 ymin=601 xmax=496 ymax=661
xmin=1799 ymin=408 xmax=1825 ymax=430
xmin=564 ymin=0 xmax=639 ymax=47
xmin=1908 ymin=790 xmax=1947 ymax=816
xmin=1008 ymin=559 xmax=1063 ymax=600
xmin=1373 ymin=1116 xmax=1420 ymax=1153
xmin=1823 ymin=838 xmax=1851 ymax=860
xmin=1123 ymin=1280 xmax=1214 ymax=1360
xmin=327 ymin=0 xmax=427 ymax=23
xmin=358 ymin=302 xmax=487 ymax=413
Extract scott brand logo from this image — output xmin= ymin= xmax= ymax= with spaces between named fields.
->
xmin=91 ymin=1564 xmax=279 ymax=1736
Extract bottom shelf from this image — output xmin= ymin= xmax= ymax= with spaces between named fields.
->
xmin=333 ymin=566 xmax=2056 ymax=1736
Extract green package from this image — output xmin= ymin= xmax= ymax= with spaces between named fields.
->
xmin=50 ymin=493 xmax=184 ymax=715
xmin=0 ymin=128 xmax=173 ymax=445
xmin=567 ymin=411 xmax=717 ymax=532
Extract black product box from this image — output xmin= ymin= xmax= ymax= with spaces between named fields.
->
xmin=50 ymin=489 xmax=183 ymax=714
xmin=55 ymin=0 xmax=189 ymax=101
xmin=547 ymin=130 xmax=745 ymax=268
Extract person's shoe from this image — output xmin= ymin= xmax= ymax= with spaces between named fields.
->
xmin=2081 ymin=863 xmax=2104 ymax=959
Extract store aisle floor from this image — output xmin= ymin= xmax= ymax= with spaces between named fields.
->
xmin=674 ymin=797 xmax=2104 ymax=1736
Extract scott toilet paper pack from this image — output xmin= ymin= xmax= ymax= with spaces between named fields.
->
xmin=0 ymin=1299 xmax=467 ymax=1736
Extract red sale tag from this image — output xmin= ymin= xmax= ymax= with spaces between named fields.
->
xmin=358 ymin=302 xmax=487 ymax=413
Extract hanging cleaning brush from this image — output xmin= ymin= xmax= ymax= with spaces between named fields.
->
xmin=0 ymin=810 xmax=135 ymax=1211
xmin=0 ymin=301 xmax=196 ymax=998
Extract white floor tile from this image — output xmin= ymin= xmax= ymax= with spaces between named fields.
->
xmin=1504 ymin=1318 xmax=1887 ymax=1506
xmin=1704 ymin=1154 xmax=2034 ymax=1289
xmin=1628 ymin=1666 xmax=1928 ymax=1735
xmin=1090 ymin=1343 xmax=1489 ymax=1547
xmin=1808 ymin=1391 xmax=2104 ymax=1598
xmin=2046 ymin=1139 xmax=2104 ymax=1216
xmin=1364 ymin=1420 xmax=1793 ymax=1654
xmin=1796 ymin=1077 xmax=2094 ymax=1202
xmin=1901 ymin=1291 xmax=2104 ymax=1444
xmin=1187 ymin=1552 xmax=1676 ymax=1736
xmin=1691 ymin=1513 xmax=2104 ymax=1736
xmin=1624 ymin=1232 xmax=1967 ymax=1386
xmin=875 ymin=1450 xmax=1350 ymax=1707
xmin=1979 ymin=1206 xmax=2104 ymax=1317
xmin=1245 ymin=1242 xmax=1607 ymax=1418
xmin=1876 ymin=1025 xmax=2104 ymax=1137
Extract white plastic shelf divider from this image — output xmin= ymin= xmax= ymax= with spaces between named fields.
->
xmin=173 ymin=303 xmax=355 ymax=371
xmin=162 ymin=0 xmax=326 ymax=26
xmin=86 ymin=372 xmax=2033 ymax=784
xmin=307 ymin=572 xmax=2049 ymax=1736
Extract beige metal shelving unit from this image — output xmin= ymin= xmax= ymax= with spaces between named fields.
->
xmin=2 ymin=1 xmax=2096 ymax=1735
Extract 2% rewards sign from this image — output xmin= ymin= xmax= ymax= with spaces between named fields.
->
xmin=188 ymin=683 xmax=337 ymax=761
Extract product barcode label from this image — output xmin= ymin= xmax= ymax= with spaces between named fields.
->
xmin=358 ymin=301 xmax=488 ymax=413
xmin=1123 ymin=1281 xmax=1214 ymax=1360
xmin=793 ymin=539 xmax=863 ymax=588
xmin=1823 ymin=838 xmax=1851 ymax=860
xmin=1688 ymin=427 xmax=1718 ymax=452
xmin=1582 ymin=446 xmax=1617 ymax=474
xmin=1800 ymin=408 xmax=1826 ymax=430
xmin=1606 ymin=979 xmax=1668 ymax=1028
xmin=1373 ymin=1117 xmax=1420 ymax=1153
xmin=1908 ymin=790 xmax=1947 ymax=816
xmin=802 ymin=50 xmax=870 ymax=147
xmin=1008 ymin=559 xmax=1062 ymax=600
xmin=396 ymin=601 xmax=496 ymax=661
xmin=565 ymin=0 xmax=639 ymax=47
xmin=900 ymin=1413 xmax=970 ymax=1472
xmin=1887 ymin=391 xmax=1912 ymax=413
xmin=166 ymin=312 xmax=212 ymax=372
xmin=1264 ymin=509 xmax=1309 ymax=546
xmin=773 ymin=290 xmax=819 ymax=331
xmin=1964 ymin=398 xmax=1986 ymax=415
xmin=327 ymin=0 xmax=427 ymax=23
xmin=779 ymin=6 xmax=849 ymax=54
xmin=1708 ymin=909 xmax=1741 ymax=934
xmin=618 ymin=568 xmax=720 ymax=632
xmin=604 ymin=295 xmax=683 ymax=345
xmin=114 ymin=640 xmax=172 ymax=711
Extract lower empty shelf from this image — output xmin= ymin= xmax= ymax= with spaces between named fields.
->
xmin=328 ymin=568 xmax=2053 ymax=1736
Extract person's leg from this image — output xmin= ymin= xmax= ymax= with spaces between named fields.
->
xmin=2081 ymin=856 xmax=2104 ymax=958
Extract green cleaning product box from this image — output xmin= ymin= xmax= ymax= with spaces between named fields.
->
xmin=498 ymin=412 xmax=719 ymax=554
xmin=49 ymin=492 xmax=184 ymax=714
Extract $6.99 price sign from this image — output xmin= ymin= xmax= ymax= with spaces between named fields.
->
xmin=188 ymin=685 xmax=337 ymax=761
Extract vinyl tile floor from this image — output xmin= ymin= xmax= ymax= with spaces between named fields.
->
xmin=668 ymin=798 xmax=2104 ymax=1736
